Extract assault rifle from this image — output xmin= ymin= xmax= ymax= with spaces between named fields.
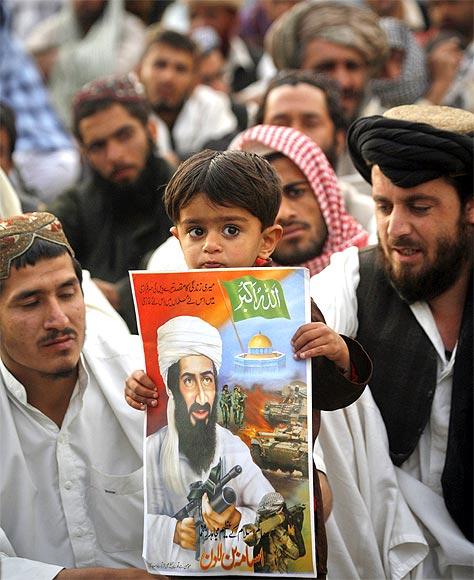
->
xmin=174 ymin=458 xmax=242 ymax=560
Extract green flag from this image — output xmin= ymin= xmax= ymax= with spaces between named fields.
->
xmin=222 ymin=276 xmax=290 ymax=322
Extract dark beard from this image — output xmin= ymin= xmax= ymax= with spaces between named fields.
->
xmin=378 ymin=219 xmax=472 ymax=304
xmin=272 ymin=226 xmax=328 ymax=265
xmin=174 ymin=392 xmax=218 ymax=474
xmin=90 ymin=141 xmax=159 ymax=212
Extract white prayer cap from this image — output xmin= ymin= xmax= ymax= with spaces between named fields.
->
xmin=157 ymin=316 xmax=222 ymax=388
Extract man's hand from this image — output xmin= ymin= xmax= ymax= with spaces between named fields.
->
xmin=292 ymin=322 xmax=350 ymax=373
xmin=125 ymin=370 xmax=158 ymax=410
xmin=173 ymin=517 xmax=196 ymax=550
xmin=56 ymin=568 xmax=166 ymax=579
xmin=425 ymin=37 xmax=463 ymax=104
xmin=201 ymin=493 xmax=241 ymax=533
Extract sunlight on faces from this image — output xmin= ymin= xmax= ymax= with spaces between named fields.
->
xmin=139 ymin=43 xmax=196 ymax=113
xmin=0 ymin=254 xmax=85 ymax=384
xmin=263 ymin=83 xmax=343 ymax=168
xmin=301 ymin=39 xmax=368 ymax=120
xmin=372 ymin=165 xmax=473 ymax=303
xmin=270 ymin=156 xmax=328 ymax=265
xmin=172 ymin=193 xmax=282 ymax=269
xmin=79 ymin=103 xmax=153 ymax=184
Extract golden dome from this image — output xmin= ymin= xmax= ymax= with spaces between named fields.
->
xmin=248 ymin=332 xmax=272 ymax=349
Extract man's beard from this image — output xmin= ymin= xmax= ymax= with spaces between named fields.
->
xmin=378 ymin=218 xmax=472 ymax=304
xmin=174 ymin=392 xmax=218 ymax=474
xmin=152 ymin=96 xmax=187 ymax=118
xmin=92 ymin=140 xmax=158 ymax=211
xmin=272 ymin=224 xmax=328 ymax=265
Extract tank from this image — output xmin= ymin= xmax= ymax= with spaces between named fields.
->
xmin=263 ymin=382 xmax=307 ymax=425
xmin=250 ymin=426 xmax=309 ymax=477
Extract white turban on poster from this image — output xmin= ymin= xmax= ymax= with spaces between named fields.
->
xmin=157 ymin=316 xmax=222 ymax=391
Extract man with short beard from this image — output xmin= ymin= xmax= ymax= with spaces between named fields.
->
xmin=48 ymin=75 xmax=174 ymax=332
xmin=311 ymin=104 xmax=474 ymax=576
xmin=137 ymin=27 xmax=237 ymax=162
xmin=145 ymin=316 xmax=273 ymax=568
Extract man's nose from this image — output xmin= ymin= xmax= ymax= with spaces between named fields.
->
xmin=333 ymin=65 xmax=353 ymax=90
xmin=196 ymin=380 xmax=208 ymax=405
xmin=387 ymin=206 xmax=412 ymax=239
xmin=105 ymin=139 xmax=124 ymax=163
xmin=44 ymin=298 xmax=69 ymax=330
xmin=277 ymin=197 xmax=298 ymax=223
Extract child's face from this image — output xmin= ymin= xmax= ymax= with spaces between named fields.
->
xmin=172 ymin=193 xmax=282 ymax=269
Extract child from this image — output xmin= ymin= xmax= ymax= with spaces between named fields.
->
xmin=125 ymin=149 xmax=372 ymax=577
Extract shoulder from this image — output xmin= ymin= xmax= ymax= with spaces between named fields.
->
xmin=191 ymin=85 xmax=233 ymax=110
xmin=147 ymin=236 xmax=188 ymax=271
xmin=83 ymin=332 xmax=144 ymax=369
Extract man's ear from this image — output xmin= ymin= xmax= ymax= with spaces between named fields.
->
xmin=258 ymin=224 xmax=283 ymax=259
xmin=465 ymin=198 xmax=474 ymax=224
xmin=170 ymin=225 xmax=180 ymax=239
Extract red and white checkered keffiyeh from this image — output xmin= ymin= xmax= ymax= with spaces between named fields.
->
xmin=230 ymin=124 xmax=369 ymax=275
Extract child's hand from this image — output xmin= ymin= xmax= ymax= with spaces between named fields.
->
xmin=125 ymin=370 xmax=159 ymax=410
xmin=292 ymin=322 xmax=350 ymax=372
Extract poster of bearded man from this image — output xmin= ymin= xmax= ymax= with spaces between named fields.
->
xmin=131 ymin=267 xmax=316 ymax=576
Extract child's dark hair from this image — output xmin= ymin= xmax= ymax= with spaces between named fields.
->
xmin=164 ymin=149 xmax=282 ymax=229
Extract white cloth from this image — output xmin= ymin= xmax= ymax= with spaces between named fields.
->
xmin=0 ymin=332 xmax=145 ymax=579
xmin=82 ymin=269 xmax=131 ymax=339
xmin=153 ymin=84 xmax=237 ymax=159
xmin=316 ymin=389 xmax=428 ymax=579
xmin=13 ymin=148 xmax=81 ymax=204
xmin=147 ymin=235 xmax=188 ymax=272
xmin=310 ymin=246 xmax=474 ymax=577
xmin=338 ymin=178 xmax=376 ymax=241
xmin=0 ymin=167 xmax=22 ymax=217
xmin=144 ymin=424 xmax=274 ymax=570
xmin=158 ymin=316 xmax=222 ymax=387
xmin=26 ymin=0 xmax=146 ymax=127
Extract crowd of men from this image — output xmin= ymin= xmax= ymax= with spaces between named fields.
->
xmin=0 ymin=0 xmax=472 ymax=578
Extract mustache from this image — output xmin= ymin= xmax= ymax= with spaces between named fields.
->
xmin=38 ymin=328 xmax=77 ymax=347
xmin=189 ymin=401 xmax=211 ymax=417
xmin=110 ymin=164 xmax=135 ymax=177
xmin=389 ymin=236 xmax=421 ymax=249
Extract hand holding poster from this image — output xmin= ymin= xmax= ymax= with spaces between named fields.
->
xmin=131 ymin=267 xmax=316 ymax=577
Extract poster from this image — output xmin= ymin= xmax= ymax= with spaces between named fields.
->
xmin=131 ymin=267 xmax=316 ymax=577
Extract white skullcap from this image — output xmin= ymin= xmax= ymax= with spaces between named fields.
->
xmin=157 ymin=316 xmax=222 ymax=389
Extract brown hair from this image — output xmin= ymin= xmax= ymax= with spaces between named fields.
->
xmin=164 ymin=149 xmax=282 ymax=229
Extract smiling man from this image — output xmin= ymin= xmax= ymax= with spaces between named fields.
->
xmin=311 ymin=104 xmax=474 ymax=576
xmin=48 ymin=74 xmax=174 ymax=332
xmin=0 ymin=212 xmax=161 ymax=579
xmin=145 ymin=315 xmax=273 ymax=566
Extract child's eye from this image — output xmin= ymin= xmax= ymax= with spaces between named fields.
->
xmin=188 ymin=227 xmax=204 ymax=238
xmin=223 ymin=225 xmax=240 ymax=236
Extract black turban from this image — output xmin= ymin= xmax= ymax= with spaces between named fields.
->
xmin=347 ymin=114 xmax=474 ymax=189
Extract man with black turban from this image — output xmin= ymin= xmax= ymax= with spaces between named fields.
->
xmin=311 ymin=104 xmax=473 ymax=577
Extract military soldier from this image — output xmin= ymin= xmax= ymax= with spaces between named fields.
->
xmin=219 ymin=384 xmax=232 ymax=428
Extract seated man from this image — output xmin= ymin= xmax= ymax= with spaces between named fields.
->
xmin=48 ymin=75 xmax=174 ymax=332
xmin=0 ymin=212 xmax=161 ymax=579
xmin=137 ymin=27 xmax=237 ymax=162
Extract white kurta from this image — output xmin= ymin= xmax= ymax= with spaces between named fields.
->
xmin=153 ymin=84 xmax=237 ymax=160
xmin=144 ymin=424 xmax=274 ymax=572
xmin=0 ymin=333 xmax=145 ymax=580
xmin=310 ymin=247 xmax=474 ymax=578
